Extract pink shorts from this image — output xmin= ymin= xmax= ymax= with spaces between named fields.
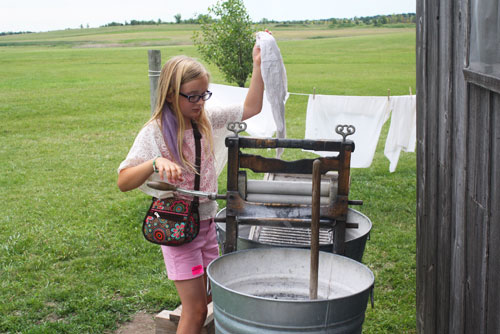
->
xmin=161 ymin=218 xmax=219 ymax=281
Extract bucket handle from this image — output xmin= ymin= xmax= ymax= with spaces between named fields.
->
xmin=370 ymin=285 xmax=375 ymax=309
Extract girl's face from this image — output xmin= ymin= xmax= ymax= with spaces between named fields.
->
xmin=176 ymin=75 xmax=209 ymax=126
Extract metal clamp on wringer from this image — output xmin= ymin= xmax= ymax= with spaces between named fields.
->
xmin=220 ymin=121 xmax=361 ymax=255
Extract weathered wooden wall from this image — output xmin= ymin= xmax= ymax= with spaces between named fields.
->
xmin=417 ymin=0 xmax=500 ymax=332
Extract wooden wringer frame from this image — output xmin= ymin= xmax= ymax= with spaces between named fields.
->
xmin=220 ymin=121 xmax=361 ymax=256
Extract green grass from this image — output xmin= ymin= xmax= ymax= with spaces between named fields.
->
xmin=0 ymin=25 xmax=416 ymax=333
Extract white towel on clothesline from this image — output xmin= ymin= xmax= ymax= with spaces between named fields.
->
xmin=304 ymin=94 xmax=391 ymax=168
xmin=384 ymin=95 xmax=416 ymax=172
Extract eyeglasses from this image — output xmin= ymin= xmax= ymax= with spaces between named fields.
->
xmin=179 ymin=91 xmax=212 ymax=103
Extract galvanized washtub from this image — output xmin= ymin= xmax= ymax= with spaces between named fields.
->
xmin=216 ymin=208 xmax=372 ymax=262
xmin=207 ymin=248 xmax=374 ymax=334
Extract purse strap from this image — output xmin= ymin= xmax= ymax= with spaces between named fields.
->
xmin=191 ymin=120 xmax=202 ymax=208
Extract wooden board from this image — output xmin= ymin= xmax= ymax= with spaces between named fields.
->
xmin=155 ymin=302 xmax=214 ymax=334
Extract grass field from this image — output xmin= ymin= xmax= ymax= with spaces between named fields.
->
xmin=0 ymin=24 xmax=416 ymax=333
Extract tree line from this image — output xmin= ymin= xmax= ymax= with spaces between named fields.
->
xmin=100 ymin=13 xmax=416 ymax=28
xmin=1 ymin=31 xmax=34 ymax=36
xmin=260 ymin=13 xmax=416 ymax=27
xmin=102 ymin=19 xmax=165 ymax=27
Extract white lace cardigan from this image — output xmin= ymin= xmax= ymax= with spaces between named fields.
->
xmin=118 ymin=104 xmax=243 ymax=220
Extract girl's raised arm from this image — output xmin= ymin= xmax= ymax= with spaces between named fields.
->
xmin=242 ymin=43 xmax=265 ymax=121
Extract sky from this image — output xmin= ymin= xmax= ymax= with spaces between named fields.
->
xmin=0 ymin=0 xmax=416 ymax=33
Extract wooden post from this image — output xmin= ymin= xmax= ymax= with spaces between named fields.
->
xmin=148 ymin=50 xmax=162 ymax=115
xmin=310 ymin=159 xmax=321 ymax=300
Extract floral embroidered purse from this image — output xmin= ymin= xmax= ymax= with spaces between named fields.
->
xmin=142 ymin=121 xmax=202 ymax=246
xmin=142 ymin=197 xmax=200 ymax=246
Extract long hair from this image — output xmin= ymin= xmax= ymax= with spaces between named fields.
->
xmin=148 ymin=55 xmax=214 ymax=172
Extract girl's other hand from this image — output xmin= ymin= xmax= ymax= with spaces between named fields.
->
xmin=253 ymin=29 xmax=272 ymax=67
xmin=252 ymin=43 xmax=261 ymax=67
xmin=155 ymin=157 xmax=184 ymax=183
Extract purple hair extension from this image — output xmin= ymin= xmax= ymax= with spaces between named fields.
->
xmin=161 ymin=104 xmax=182 ymax=165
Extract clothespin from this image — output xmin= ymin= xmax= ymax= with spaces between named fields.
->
xmin=409 ymin=86 xmax=413 ymax=97
xmin=387 ymin=88 xmax=391 ymax=101
xmin=313 ymin=87 xmax=316 ymax=100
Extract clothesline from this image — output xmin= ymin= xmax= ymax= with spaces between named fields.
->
xmin=287 ymin=92 xmax=309 ymax=96
xmin=287 ymin=88 xmax=414 ymax=98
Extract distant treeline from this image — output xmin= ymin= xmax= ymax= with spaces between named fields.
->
xmin=103 ymin=19 xmax=165 ymax=27
xmin=0 ymin=31 xmax=34 ymax=36
xmin=101 ymin=13 xmax=416 ymax=28
xmin=259 ymin=13 xmax=416 ymax=27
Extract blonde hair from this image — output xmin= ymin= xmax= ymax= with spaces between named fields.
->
xmin=148 ymin=55 xmax=214 ymax=172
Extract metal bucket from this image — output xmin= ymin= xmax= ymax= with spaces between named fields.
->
xmin=216 ymin=208 xmax=371 ymax=262
xmin=207 ymin=248 xmax=374 ymax=334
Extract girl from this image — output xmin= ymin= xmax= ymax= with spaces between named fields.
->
xmin=117 ymin=44 xmax=264 ymax=333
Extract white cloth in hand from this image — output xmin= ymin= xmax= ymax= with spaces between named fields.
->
xmin=256 ymin=31 xmax=288 ymax=157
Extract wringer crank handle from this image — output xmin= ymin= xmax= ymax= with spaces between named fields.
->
xmin=147 ymin=181 xmax=226 ymax=200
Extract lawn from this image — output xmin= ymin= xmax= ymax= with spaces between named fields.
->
xmin=0 ymin=24 xmax=416 ymax=333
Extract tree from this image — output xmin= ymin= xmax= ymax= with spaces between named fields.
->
xmin=192 ymin=0 xmax=255 ymax=87
xmin=196 ymin=14 xmax=211 ymax=23
xmin=174 ymin=13 xmax=182 ymax=24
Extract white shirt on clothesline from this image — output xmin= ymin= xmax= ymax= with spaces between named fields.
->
xmin=304 ymin=94 xmax=391 ymax=168
xmin=384 ymin=95 xmax=417 ymax=172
